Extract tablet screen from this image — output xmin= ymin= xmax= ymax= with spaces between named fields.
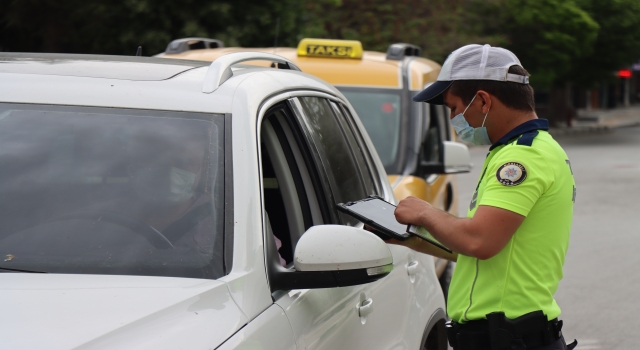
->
xmin=336 ymin=197 xmax=410 ymax=240
xmin=337 ymin=197 xmax=453 ymax=253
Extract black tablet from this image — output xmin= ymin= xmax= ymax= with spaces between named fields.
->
xmin=336 ymin=196 xmax=411 ymax=241
xmin=336 ymin=196 xmax=453 ymax=253
xmin=407 ymin=224 xmax=452 ymax=253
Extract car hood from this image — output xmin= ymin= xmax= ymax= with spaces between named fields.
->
xmin=0 ymin=273 xmax=248 ymax=349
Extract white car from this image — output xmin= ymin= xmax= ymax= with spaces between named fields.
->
xmin=0 ymin=52 xmax=450 ymax=349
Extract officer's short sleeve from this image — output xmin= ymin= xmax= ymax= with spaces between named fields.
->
xmin=478 ymin=146 xmax=554 ymax=217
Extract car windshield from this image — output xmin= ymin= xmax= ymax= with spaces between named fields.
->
xmin=0 ymin=104 xmax=226 ymax=279
xmin=337 ymin=88 xmax=402 ymax=169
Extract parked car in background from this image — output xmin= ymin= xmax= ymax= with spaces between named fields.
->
xmin=0 ymin=52 xmax=462 ymax=349
xmin=158 ymin=38 xmax=473 ymax=295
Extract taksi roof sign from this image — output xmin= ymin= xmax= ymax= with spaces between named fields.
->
xmin=297 ymin=39 xmax=363 ymax=59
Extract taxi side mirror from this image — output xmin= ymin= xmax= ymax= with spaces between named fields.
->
xmin=266 ymin=225 xmax=393 ymax=292
xmin=420 ymin=141 xmax=472 ymax=175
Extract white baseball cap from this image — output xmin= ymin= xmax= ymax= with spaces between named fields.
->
xmin=413 ymin=44 xmax=529 ymax=105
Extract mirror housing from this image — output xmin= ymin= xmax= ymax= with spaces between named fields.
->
xmin=294 ymin=225 xmax=392 ymax=271
xmin=266 ymin=225 xmax=393 ymax=292
xmin=420 ymin=141 xmax=472 ymax=175
xmin=442 ymin=141 xmax=472 ymax=174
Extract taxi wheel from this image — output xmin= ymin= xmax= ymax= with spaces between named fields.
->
xmin=421 ymin=318 xmax=448 ymax=350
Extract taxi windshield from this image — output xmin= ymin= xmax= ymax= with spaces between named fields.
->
xmin=0 ymin=104 xmax=226 ymax=279
xmin=337 ymin=88 xmax=402 ymax=169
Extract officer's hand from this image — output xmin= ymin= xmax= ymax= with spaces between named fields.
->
xmin=394 ymin=196 xmax=432 ymax=225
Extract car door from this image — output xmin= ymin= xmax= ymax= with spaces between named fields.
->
xmin=334 ymin=102 xmax=430 ymax=349
xmin=281 ymin=96 xmax=412 ymax=349
xmin=419 ymin=104 xmax=457 ymax=215
xmin=415 ymin=103 xmax=458 ymax=292
xmin=259 ymin=101 xmax=372 ymax=350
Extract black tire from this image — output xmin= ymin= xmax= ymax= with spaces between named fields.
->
xmin=421 ymin=318 xmax=448 ymax=350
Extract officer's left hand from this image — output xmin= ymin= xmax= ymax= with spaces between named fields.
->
xmin=394 ymin=196 xmax=433 ymax=226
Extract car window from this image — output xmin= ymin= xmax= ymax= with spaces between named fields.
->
xmin=260 ymin=106 xmax=324 ymax=267
xmin=337 ymin=88 xmax=402 ymax=169
xmin=420 ymin=104 xmax=448 ymax=172
xmin=328 ymin=101 xmax=379 ymax=196
xmin=440 ymin=104 xmax=452 ymax=141
xmin=0 ymin=103 xmax=226 ymax=279
xmin=296 ymin=97 xmax=368 ymax=226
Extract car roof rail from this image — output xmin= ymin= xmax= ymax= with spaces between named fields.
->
xmin=386 ymin=43 xmax=422 ymax=60
xmin=165 ymin=38 xmax=224 ymax=54
xmin=202 ymin=52 xmax=302 ymax=93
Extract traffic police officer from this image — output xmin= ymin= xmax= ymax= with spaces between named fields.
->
xmin=393 ymin=44 xmax=577 ymax=350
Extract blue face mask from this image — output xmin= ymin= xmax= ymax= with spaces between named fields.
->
xmin=450 ymin=94 xmax=492 ymax=145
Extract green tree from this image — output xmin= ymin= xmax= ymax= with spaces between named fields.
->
xmin=0 ymin=0 xmax=328 ymax=55
xmin=567 ymin=0 xmax=640 ymax=86
xmin=300 ymin=0 xmax=502 ymax=63
xmin=471 ymin=0 xmax=599 ymax=88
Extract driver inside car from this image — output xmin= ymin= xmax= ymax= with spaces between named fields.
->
xmin=86 ymin=123 xmax=216 ymax=254
xmin=129 ymin=127 xmax=213 ymax=251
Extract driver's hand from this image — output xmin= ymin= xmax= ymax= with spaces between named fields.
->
xmin=385 ymin=238 xmax=404 ymax=245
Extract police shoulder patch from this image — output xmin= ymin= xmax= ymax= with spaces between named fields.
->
xmin=496 ymin=162 xmax=527 ymax=186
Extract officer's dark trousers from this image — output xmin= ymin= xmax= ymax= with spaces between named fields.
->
xmin=454 ymin=336 xmax=572 ymax=350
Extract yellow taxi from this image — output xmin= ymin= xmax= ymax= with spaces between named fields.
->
xmin=158 ymin=38 xmax=472 ymax=294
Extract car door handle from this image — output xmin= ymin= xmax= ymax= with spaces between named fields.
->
xmin=357 ymin=298 xmax=373 ymax=318
xmin=407 ymin=261 xmax=419 ymax=283
xmin=407 ymin=261 xmax=419 ymax=275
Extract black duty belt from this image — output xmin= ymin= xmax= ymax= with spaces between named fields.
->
xmin=446 ymin=311 xmax=576 ymax=350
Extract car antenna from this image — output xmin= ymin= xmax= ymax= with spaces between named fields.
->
xmin=273 ymin=17 xmax=280 ymax=55
xmin=136 ymin=46 xmax=142 ymax=56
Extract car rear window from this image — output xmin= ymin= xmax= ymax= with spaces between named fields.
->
xmin=0 ymin=103 xmax=226 ymax=279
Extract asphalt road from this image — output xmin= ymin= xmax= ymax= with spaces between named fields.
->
xmin=455 ymin=127 xmax=640 ymax=350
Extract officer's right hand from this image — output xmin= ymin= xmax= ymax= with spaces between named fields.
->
xmin=394 ymin=196 xmax=433 ymax=226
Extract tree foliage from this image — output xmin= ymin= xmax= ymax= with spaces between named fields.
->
xmin=0 ymin=0 xmax=331 ymax=55
xmin=301 ymin=0 xmax=502 ymax=63
xmin=567 ymin=0 xmax=640 ymax=86
xmin=1 ymin=0 xmax=640 ymax=89
xmin=469 ymin=0 xmax=599 ymax=87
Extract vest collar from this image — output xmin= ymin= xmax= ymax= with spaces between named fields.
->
xmin=489 ymin=119 xmax=549 ymax=151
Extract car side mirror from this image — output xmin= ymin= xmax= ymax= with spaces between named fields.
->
xmin=266 ymin=225 xmax=393 ymax=292
xmin=420 ymin=141 xmax=472 ymax=175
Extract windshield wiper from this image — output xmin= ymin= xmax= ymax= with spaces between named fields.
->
xmin=0 ymin=266 xmax=47 ymax=273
